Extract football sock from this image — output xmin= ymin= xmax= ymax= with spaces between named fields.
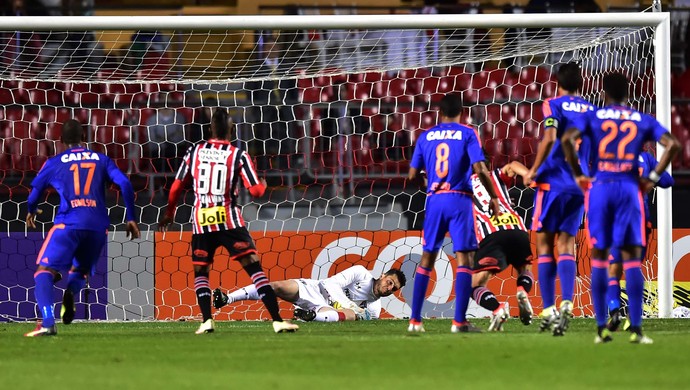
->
xmin=557 ymin=254 xmax=576 ymax=302
xmin=34 ymin=271 xmax=55 ymax=328
xmin=227 ymin=285 xmax=259 ymax=303
xmin=314 ymin=310 xmax=344 ymax=322
xmin=454 ymin=266 xmax=472 ymax=323
xmin=193 ymin=271 xmax=213 ymax=321
xmin=624 ymin=259 xmax=644 ymax=328
xmin=517 ymin=269 xmax=534 ymax=293
xmin=607 ymin=277 xmax=621 ymax=313
xmin=537 ymin=255 xmax=556 ymax=308
xmin=591 ymin=258 xmax=608 ymax=328
xmin=244 ymin=262 xmax=283 ymax=322
xmin=472 ymin=286 xmax=500 ymax=312
xmin=410 ymin=266 xmax=432 ymax=323
xmin=67 ymin=271 xmax=87 ymax=296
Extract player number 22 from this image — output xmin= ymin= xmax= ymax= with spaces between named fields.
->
xmin=69 ymin=162 xmax=96 ymax=196
xmin=197 ymin=162 xmax=228 ymax=195
xmin=599 ymin=120 xmax=637 ymax=160
xmin=435 ymin=143 xmax=450 ymax=178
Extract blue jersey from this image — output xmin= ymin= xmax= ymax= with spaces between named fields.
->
xmin=410 ymin=122 xmax=485 ymax=194
xmin=573 ymin=105 xmax=669 ymax=183
xmin=27 ymin=146 xmax=136 ymax=231
xmin=638 ymin=151 xmax=674 ymax=220
xmin=535 ymin=95 xmax=595 ymax=194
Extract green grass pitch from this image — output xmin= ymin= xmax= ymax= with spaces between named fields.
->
xmin=2 ymin=318 xmax=689 ymax=389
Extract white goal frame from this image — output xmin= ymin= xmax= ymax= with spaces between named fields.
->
xmin=0 ymin=12 xmax=674 ymax=318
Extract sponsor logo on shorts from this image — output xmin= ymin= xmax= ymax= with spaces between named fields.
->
xmin=193 ymin=249 xmax=208 ymax=258
xmin=478 ymin=257 xmax=499 ymax=267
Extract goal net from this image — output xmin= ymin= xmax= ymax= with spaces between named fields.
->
xmin=0 ymin=13 xmax=672 ymax=322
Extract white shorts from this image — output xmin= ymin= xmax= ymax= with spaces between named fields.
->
xmin=293 ymin=279 xmax=331 ymax=312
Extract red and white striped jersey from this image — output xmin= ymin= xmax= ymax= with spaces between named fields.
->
xmin=175 ymin=139 xmax=261 ymax=234
xmin=471 ymin=168 xmax=527 ymax=242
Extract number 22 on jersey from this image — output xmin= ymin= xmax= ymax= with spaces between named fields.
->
xmin=598 ymin=120 xmax=637 ymax=160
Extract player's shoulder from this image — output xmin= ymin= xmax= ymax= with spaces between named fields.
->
xmin=349 ymin=264 xmax=372 ymax=276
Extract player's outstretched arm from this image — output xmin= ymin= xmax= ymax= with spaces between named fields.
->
xmin=473 ymin=161 xmax=501 ymax=216
xmin=501 ymin=160 xmax=530 ymax=179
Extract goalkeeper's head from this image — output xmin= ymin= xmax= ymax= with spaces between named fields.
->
xmin=211 ymin=108 xmax=234 ymax=140
xmin=557 ymin=62 xmax=583 ymax=94
xmin=61 ymin=119 xmax=84 ymax=146
xmin=374 ymin=268 xmax=407 ymax=297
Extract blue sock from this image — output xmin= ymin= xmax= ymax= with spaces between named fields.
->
xmin=624 ymin=259 xmax=644 ymax=328
xmin=537 ymin=255 xmax=556 ymax=309
xmin=607 ymin=277 xmax=621 ymax=312
xmin=453 ymin=266 xmax=472 ymax=323
xmin=591 ymin=258 xmax=608 ymax=328
xmin=67 ymin=271 xmax=87 ymax=296
xmin=410 ymin=266 xmax=431 ymax=323
xmin=34 ymin=271 xmax=55 ymax=328
xmin=557 ymin=254 xmax=577 ymax=302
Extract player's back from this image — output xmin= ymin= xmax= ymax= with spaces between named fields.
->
xmin=537 ymin=95 xmax=594 ymax=193
xmin=37 ymin=147 xmax=114 ymax=231
xmin=582 ymin=105 xmax=666 ymax=182
xmin=471 ymin=168 xmax=527 ymax=241
xmin=414 ymin=122 xmax=482 ymax=194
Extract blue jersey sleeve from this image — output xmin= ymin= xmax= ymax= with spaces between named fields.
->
xmin=466 ymin=130 xmax=485 ymax=165
xmin=641 ymin=152 xmax=674 ymax=189
xmin=106 ymin=157 xmax=137 ymax=222
xmin=410 ymin=137 xmax=425 ymax=170
xmin=542 ymin=98 xmax=560 ymax=130
xmin=648 ymin=116 xmax=670 ymax=143
xmin=27 ymin=160 xmax=54 ymax=214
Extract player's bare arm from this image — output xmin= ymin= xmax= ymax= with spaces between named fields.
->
xmin=639 ymin=132 xmax=682 ymax=193
xmin=561 ymin=128 xmax=590 ymax=192
xmin=473 ymin=161 xmax=501 ymax=216
xmin=526 ymin=125 xmax=557 ymax=184
xmin=501 ymin=161 xmax=530 ymax=179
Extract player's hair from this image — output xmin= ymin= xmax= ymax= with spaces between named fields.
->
xmin=384 ymin=268 xmax=407 ymax=287
xmin=439 ymin=93 xmax=463 ymax=119
xmin=603 ymin=72 xmax=629 ymax=103
xmin=61 ymin=119 xmax=83 ymax=144
xmin=557 ymin=62 xmax=583 ymax=93
xmin=211 ymin=108 xmax=231 ymax=140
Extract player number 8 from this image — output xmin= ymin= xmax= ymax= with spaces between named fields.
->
xmin=435 ymin=143 xmax=450 ymax=179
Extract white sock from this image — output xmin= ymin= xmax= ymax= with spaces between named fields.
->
xmin=314 ymin=310 xmax=342 ymax=322
xmin=227 ymin=285 xmax=259 ymax=303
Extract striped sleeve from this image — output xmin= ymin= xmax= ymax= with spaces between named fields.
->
xmin=175 ymin=144 xmax=195 ymax=181
xmin=239 ymin=150 xmax=261 ymax=188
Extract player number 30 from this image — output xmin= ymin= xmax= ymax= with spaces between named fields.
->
xmin=197 ymin=162 xmax=228 ymax=195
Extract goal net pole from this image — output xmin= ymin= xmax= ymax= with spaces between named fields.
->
xmin=0 ymin=11 xmax=673 ymax=318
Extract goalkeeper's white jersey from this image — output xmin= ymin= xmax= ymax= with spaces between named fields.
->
xmin=321 ymin=265 xmax=382 ymax=319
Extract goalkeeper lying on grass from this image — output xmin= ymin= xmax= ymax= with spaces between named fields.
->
xmin=214 ymin=265 xmax=406 ymax=321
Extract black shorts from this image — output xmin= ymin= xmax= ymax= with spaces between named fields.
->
xmin=191 ymin=228 xmax=258 ymax=265
xmin=474 ymin=230 xmax=533 ymax=273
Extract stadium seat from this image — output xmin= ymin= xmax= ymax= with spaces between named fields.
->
xmin=484 ymin=138 xmax=503 ymax=157
xmin=502 ymin=137 xmax=519 ymax=158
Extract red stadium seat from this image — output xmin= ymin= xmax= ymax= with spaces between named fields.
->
xmin=484 ymin=138 xmax=503 ymax=157
xmin=502 ymin=137 xmax=519 ymax=158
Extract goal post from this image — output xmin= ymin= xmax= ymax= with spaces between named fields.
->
xmin=0 ymin=11 xmax=675 ymax=321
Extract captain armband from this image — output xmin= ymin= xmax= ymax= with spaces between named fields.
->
xmin=544 ymin=118 xmax=559 ymax=128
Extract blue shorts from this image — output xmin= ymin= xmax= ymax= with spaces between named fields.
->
xmin=422 ymin=193 xmax=477 ymax=253
xmin=36 ymin=225 xmax=107 ymax=274
xmin=531 ymin=188 xmax=584 ymax=236
xmin=587 ymin=181 xmax=646 ymax=251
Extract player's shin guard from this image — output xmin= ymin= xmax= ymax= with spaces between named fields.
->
xmin=607 ymin=277 xmax=621 ymax=313
xmin=244 ymin=262 xmax=283 ymax=321
xmin=537 ymin=255 xmax=556 ymax=309
xmin=410 ymin=266 xmax=432 ymax=324
xmin=34 ymin=271 xmax=56 ymax=328
xmin=472 ymin=286 xmax=500 ymax=312
xmin=67 ymin=271 xmax=87 ymax=296
xmin=194 ymin=272 xmax=213 ymax=321
xmin=624 ymin=259 xmax=644 ymax=329
xmin=517 ymin=270 xmax=534 ymax=293
xmin=557 ymin=254 xmax=576 ymax=302
xmin=591 ymin=258 xmax=609 ymax=328
xmin=454 ymin=266 xmax=472 ymax=323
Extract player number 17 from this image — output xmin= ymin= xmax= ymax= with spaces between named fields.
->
xmin=69 ymin=162 xmax=96 ymax=196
